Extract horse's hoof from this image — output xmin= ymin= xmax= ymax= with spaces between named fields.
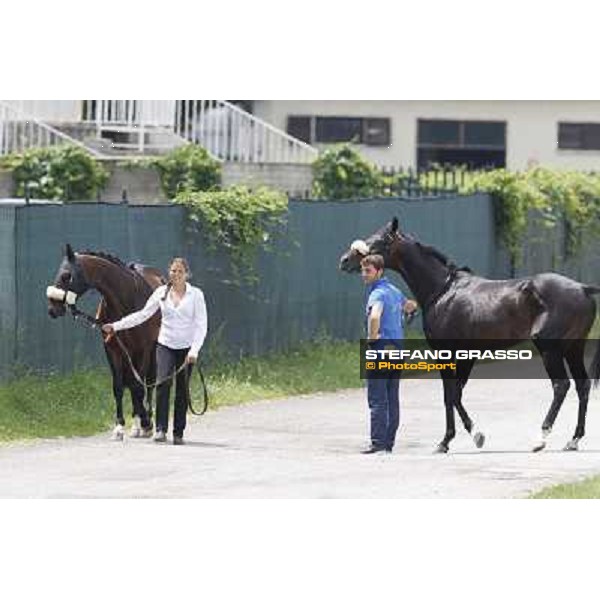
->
xmin=532 ymin=429 xmax=551 ymax=453
xmin=111 ymin=425 xmax=125 ymax=441
xmin=563 ymin=439 xmax=579 ymax=452
xmin=532 ymin=440 xmax=546 ymax=453
xmin=473 ymin=432 xmax=486 ymax=449
xmin=434 ymin=443 xmax=449 ymax=454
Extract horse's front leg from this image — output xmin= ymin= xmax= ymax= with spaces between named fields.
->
xmin=435 ymin=372 xmax=457 ymax=453
xmin=104 ymin=343 xmax=126 ymax=440
xmin=111 ymin=374 xmax=126 ymax=441
xmin=129 ymin=380 xmax=153 ymax=438
xmin=454 ymin=359 xmax=485 ymax=449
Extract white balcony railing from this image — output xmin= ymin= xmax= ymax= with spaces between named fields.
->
xmin=0 ymin=101 xmax=101 ymax=157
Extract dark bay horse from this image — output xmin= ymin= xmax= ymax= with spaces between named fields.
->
xmin=47 ymin=244 xmax=165 ymax=440
xmin=340 ymin=217 xmax=600 ymax=453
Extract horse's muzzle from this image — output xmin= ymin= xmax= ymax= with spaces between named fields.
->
xmin=339 ymin=253 xmax=360 ymax=273
xmin=46 ymin=285 xmax=77 ymax=318
xmin=47 ymin=301 xmax=66 ymax=318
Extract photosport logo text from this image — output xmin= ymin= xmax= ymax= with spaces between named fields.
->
xmin=359 ymin=339 xmax=550 ymax=380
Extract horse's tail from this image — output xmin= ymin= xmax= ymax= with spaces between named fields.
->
xmin=588 ymin=285 xmax=600 ymax=386
xmin=590 ymin=339 xmax=600 ymax=387
xmin=584 ymin=285 xmax=600 ymax=295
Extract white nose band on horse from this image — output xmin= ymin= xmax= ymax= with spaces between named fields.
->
xmin=350 ymin=239 xmax=370 ymax=256
xmin=46 ymin=285 xmax=78 ymax=305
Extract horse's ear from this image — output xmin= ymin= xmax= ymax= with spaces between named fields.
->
xmin=391 ymin=217 xmax=399 ymax=233
xmin=65 ymin=243 xmax=75 ymax=262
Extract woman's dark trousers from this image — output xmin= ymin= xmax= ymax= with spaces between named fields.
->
xmin=155 ymin=343 xmax=191 ymax=437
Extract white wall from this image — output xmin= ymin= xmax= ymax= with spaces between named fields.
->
xmin=253 ymin=100 xmax=600 ymax=170
xmin=6 ymin=101 xmax=82 ymax=122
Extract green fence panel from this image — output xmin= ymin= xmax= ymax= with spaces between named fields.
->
xmin=0 ymin=206 xmax=16 ymax=378
xmin=10 ymin=192 xmax=587 ymax=379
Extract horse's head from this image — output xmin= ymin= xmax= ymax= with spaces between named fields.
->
xmin=47 ymin=244 xmax=91 ymax=318
xmin=339 ymin=216 xmax=406 ymax=272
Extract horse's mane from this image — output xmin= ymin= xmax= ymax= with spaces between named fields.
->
xmin=414 ymin=240 xmax=473 ymax=274
xmin=79 ymin=249 xmax=131 ymax=271
xmin=78 ymin=250 xmax=159 ymax=297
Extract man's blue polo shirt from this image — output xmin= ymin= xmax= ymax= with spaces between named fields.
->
xmin=366 ymin=276 xmax=407 ymax=342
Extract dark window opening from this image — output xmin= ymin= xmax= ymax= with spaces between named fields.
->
xmin=316 ymin=117 xmax=362 ymax=143
xmin=418 ymin=120 xmax=460 ymax=145
xmin=464 ymin=121 xmax=505 ymax=147
xmin=363 ymin=118 xmax=390 ymax=146
xmin=418 ymin=148 xmax=505 ymax=170
xmin=558 ymin=122 xmax=600 ymax=150
xmin=417 ymin=119 xmax=506 ymax=169
xmin=287 ymin=116 xmax=311 ymax=144
xmin=286 ymin=115 xmax=391 ymax=147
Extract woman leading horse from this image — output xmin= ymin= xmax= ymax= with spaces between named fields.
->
xmin=102 ymin=257 xmax=207 ymax=445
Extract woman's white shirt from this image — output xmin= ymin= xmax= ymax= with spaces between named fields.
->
xmin=111 ymin=283 xmax=207 ymax=358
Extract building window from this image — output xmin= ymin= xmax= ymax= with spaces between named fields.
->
xmin=286 ymin=115 xmax=391 ymax=147
xmin=417 ymin=119 xmax=506 ymax=169
xmin=316 ymin=117 xmax=362 ymax=143
xmin=363 ymin=118 xmax=390 ymax=146
xmin=558 ymin=123 xmax=600 ymax=150
xmin=287 ymin=116 xmax=311 ymax=144
xmin=418 ymin=120 xmax=460 ymax=146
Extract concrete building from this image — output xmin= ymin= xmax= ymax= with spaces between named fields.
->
xmin=4 ymin=100 xmax=600 ymax=171
xmin=251 ymin=100 xmax=600 ymax=170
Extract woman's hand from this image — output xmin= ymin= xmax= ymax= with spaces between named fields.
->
xmin=102 ymin=324 xmax=115 ymax=335
xmin=186 ymin=354 xmax=197 ymax=365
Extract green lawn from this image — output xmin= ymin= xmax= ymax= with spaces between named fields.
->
xmin=0 ymin=339 xmax=362 ymax=443
xmin=531 ymin=476 xmax=600 ymax=499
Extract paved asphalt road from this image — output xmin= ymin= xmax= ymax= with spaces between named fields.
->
xmin=2 ymin=373 xmax=600 ymax=498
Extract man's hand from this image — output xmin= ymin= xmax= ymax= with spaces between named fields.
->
xmin=186 ymin=354 xmax=197 ymax=365
xmin=102 ymin=324 xmax=115 ymax=335
xmin=404 ymin=299 xmax=418 ymax=315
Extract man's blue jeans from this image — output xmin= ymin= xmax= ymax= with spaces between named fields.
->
xmin=366 ymin=374 xmax=401 ymax=450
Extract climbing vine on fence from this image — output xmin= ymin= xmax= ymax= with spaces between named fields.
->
xmin=462 ymin=167 xmax=600 ymax=268
xmin=173 ymin=185 xmax=289 ymax=285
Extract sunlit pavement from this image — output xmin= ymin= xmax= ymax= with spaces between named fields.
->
xmin=1 ymin=373 xmax=599 ymax=498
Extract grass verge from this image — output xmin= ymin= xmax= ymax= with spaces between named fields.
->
xmin=0 ymin=340 xmax=361 ymax=443
xmin=531 ymin=475 xmax=600 ymax=499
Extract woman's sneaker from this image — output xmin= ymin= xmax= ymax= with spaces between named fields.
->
xmin=153 ymin=430 xmax=167 ymax=443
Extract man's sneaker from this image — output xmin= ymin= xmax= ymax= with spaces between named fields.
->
xmin=173 ymin=436 xmax=185 ymax=446
xmin=153 ymin=430 xmax=167 ymax=443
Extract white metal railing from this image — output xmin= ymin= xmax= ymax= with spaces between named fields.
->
xmin=1 ymin=100 xmax=319 ymax=162
xmin=81 ymin=100 xmax=179 ymax=153
xmin=0 ymin=101 xmax=102 ymax=157
xmin=174 ymin=100 xmax=318 ymax=163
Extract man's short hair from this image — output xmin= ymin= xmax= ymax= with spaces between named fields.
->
xmin=361 ymin=254 xmax=385 ymax=271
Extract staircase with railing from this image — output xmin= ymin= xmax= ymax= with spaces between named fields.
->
xmin=174 ymin=100 xmax=318 ymax=163
xmin=0 ymin=101 xmax=102 ymax=157
xmin=0 ymin=100 xmax=318 ymax=163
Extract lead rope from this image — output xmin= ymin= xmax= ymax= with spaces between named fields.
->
xmin=69 ymin=304 xmax=209 ymax=415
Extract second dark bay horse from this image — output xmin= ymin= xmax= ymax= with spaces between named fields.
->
xmin=340 ymin=217 xmax=600 ymax=453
